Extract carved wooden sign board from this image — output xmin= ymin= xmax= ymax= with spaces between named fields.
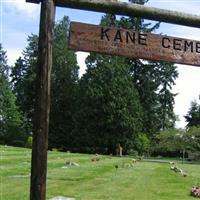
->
xmin=69 ymin=22 xmax=200 ymax=66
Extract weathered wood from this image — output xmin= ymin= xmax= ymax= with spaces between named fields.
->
xmin=26 ymin=0 xmax=200 ymax=28
xmin=30 ymin=0 xmax=55 ymax=200
xmin=69 ymin=22 xmax=200 ymax=66
xmin=26 ymin=0 xmax=40 ymax=3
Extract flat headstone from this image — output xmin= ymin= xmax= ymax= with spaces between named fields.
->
xmin=61 ymin=166 xmax=68 ymax=169
xmin=49 ymin=196 xmax=75 ymax=200
xmin=65 ymin=161 xmax=80 ymax=167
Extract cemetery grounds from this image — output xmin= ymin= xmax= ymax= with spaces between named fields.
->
xmin=1 ymin=145 xmax=200 ymax=200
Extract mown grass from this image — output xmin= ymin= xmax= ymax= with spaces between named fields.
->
xmin=1 ymin=145 xmax=200 ymax=200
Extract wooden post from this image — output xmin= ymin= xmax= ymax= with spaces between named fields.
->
xmin=30 ymin=0 xmax=55 ymax=200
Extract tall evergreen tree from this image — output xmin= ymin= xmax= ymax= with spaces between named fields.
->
xmin=155 ymin=62 xmax=178 ymax=130
xmin=74 ymin=55 xmax=142 ymax=154
xmin=49 ymin=16 xmax=79 ymax=150
xmin=0 ymin=44 xmax=9 ymax=79
xmin=10 ymin=17 xmax=79 ymax=150
xmin=118 ymin=0 xmax=178 ymax=136
xmin=73 ymin=0 xmax=178 ymax=154
xmin=185 ymin=99 xmax=200 ymax=128
xmin=0 ymin=44 xmax=26 ymax=146
xmin=11 ymin=35 xmax=38 ymax=134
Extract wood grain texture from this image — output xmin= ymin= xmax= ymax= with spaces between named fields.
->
xmin=26 ymin=0 xmax=200 ymax=28
xmin=30 ymin=1 xmax=55 ymax=200
xmin=69 ymin=22 xmax=200 ymax=66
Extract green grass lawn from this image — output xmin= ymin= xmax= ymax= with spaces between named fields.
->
xmin=1 ymin=145 xmax=200 ymax=200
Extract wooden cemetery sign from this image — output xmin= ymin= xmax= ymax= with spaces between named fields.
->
xmin=26 ymin=0 xmax=200 ymax=199
xmin=69 ymin=22 xmax=200 ymax=66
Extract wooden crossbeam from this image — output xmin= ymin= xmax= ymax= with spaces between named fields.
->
xmin=26 ymin=0 xmax=40 ymax=3
xmin=26 ymin=0 xmax=200 ymax=28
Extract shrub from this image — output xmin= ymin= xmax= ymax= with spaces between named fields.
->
xmin=11 ymin=140 xmax=25 ymax=147
xmin=128 ymin=149 xmax=138 ymax=157
xmin=25 ymin=136 xmax=33 ymax=148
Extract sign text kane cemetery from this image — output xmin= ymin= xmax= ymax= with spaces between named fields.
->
xmin=69 ymin=22 xmax=200 ymax=66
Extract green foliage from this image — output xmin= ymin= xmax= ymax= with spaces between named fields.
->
xmin=0 ymin=44 xmax=10 ymax=79
xmin=149 ymin=61 xmax=178 ymax=130
xmin=9 ymin=2 xmax=178 ymax=153
xmin=0 ymin=44 xmax=27 ymax=146
xmin=186 ymin=126 xmax=200 ymax=157
xmin=134 ymin=133 xmax=150 ymax=155
xmin=10 ymin=35 xmax=38 ymax=134
xmin=127 ymin=149 xmax=138 ymax=157
xmin=185 ymin=99 xmax=200 ymax=128
xmin=155 ymin=127 xmax=200 ymax=159
xmin=25 ymin=136 xmax=32 ymax=148
xmin=51 ymin=148 xmax=59 ymax=152
xmin=128 ymin=59 xmax=177 ymax=138
xmin=73 ymin=0 xmax=178 ymax=154
xmin=100 ymin=1 xmax=178 ymax=138
xmin=10 ymin=17 xmax=79 ymax=150
xmin=155 ymin=129 xmax=184 ymax=153
xmin=49 ymin=16 xmax=79 ymax=150
xmin=74 ymin=56 xmax=142 ymax=154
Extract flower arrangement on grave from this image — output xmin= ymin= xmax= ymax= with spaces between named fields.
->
xmin=191 ymin=185 xmax=200 ymax=198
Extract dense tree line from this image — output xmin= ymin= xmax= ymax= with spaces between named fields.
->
xmin=2 ymin=0 xmax=199 ymax=156
xmin=0 ymin=44 xmax=27 ymax=146
xmin=72 ymin=0 xmax=178 ymax=154
xmin=9 ymin=16 xmax=79 ymax=151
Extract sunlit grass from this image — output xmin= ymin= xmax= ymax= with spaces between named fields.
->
xmin=1 ymin=145 xmax=200 ymax=200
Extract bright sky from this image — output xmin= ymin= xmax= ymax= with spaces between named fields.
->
xmin=1 ymin=0 xmax=200 ymax=128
